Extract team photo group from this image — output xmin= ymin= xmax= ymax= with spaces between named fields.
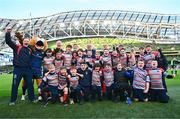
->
xmin=5 ymin=29 xmax=174 ymax=106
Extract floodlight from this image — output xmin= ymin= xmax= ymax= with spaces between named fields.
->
xmin=59 ymin=23 xmax=65 ymax=27
xmin=103 ymin=20 xmax=111 ymax=25
xmin=135 ymin=22 xmax=140 ymax=25
xmin=123 ymin=21 xmax=129 ymax=24
xmin=74 ymin=21 xmax=80 ymax=26
xmin=112 ymin=21 xmax=117 ymax=26
xmin=90 ymin=20 xmax=96 ymax=24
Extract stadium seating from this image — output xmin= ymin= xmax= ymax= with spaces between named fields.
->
xmin=0 ymin=10 xmax=179 ymax=44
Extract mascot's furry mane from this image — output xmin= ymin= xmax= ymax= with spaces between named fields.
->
xmin=15 ymin=32 xmax=24 ymax=45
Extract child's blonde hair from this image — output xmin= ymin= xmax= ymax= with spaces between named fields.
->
xmin=48 ymin=64 xmax=55 ymax=69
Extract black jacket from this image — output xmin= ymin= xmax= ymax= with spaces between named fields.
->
xmin=77 ymin=68 xmax=92 ymax=87
xmin=5 ymin=32 xmax=32 ymax=68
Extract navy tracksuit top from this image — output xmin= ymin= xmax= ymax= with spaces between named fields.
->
xmin=5 ymin=32 xmax=31 ymax=68
xmin=77 ymin=68 xmax=92 ymax=87
xmin=30 ymin=49 xmax=44 ymax=69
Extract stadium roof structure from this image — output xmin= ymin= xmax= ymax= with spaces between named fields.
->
xmin=1 ymin=10 xmax=180 ymax=47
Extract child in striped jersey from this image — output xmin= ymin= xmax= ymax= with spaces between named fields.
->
xmin=132 ymin=60 xmax=150 ymax=102
xmin=41 ymin=64 xmax=58 ymax=104
xmin=101 ymin=49 xmax=112 ymax=67
xmin=144 ymin=45 xmax=157 ymax=70
xmin=63 ymin=45 xmax=73 ymax=70
xmin=128 ymin=49 xmax=136 ymax=69
xmin=103 ymin=63 xmax=115 ymax=101
xmin=68 ymin=66 xmax=81 ymax=104
xmin=137 ymin=47 xmax=145 ymax=61
xmin=76 ymin=49 xmax=85 ymax=69
xmin=148 ymin=60 xmax=171 ymax=103
xmin=43 ymin=48 xmax=55 ymax=75
xmin=111 ymin=50 xmax=120 ymax=69
xmin=84 ymin=50 xmax=94 ymax=70
xmin=72 ymin=44 xmax=79 ymax=52
xmin=91 ymin=63 xmax=103 ymax=101
xmin=71 ymin=51 xmax=78 ymax=66
xmin=94 ymin=51 xmax=105 ymax=97
xmin=119 ymin=48 xmax=129 ymax=68
xmin=93 ymin=51 xmax=102 ymax=65
xmin=54 ymin=51 xmax=63 ymax=73
xmin=58 ymin=66 xmax=69 ymax=105
xmin=85 ymin=44 xmax=96 ymax=58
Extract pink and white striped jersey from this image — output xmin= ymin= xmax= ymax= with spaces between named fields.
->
xmin=58 ymin=74 xmax=68 ymax=90
xmin=84 ymin=56 xmax=94 ymax=66
xmin=103 ymin=70 xmax=114 ymax=87
xmin=112 ymin=56 xmax=120 ymax=68
xmin=137 ymin=54 xmax=145 ymax=61
xmin=43 ymin=73 xmax=58 ymax=87
xmin=119 ymin=54 xmax=128 ymax=68
xmin=69 ymin=75 xmax=79 ymax=89
xmin=132 ymin=68 xmax=150 ymax=90
xmin=144 ymin=53 xmax=155 ymax=70
xmin=76 ymin=57 xmax=84 ymax=68
xmin=54 ymin=59 xmax=63 ymax=72
xmin=93 ymin=59 xmax=101 ymax=65
xmin=101 ymin=55 xmax=112 ymax=66
xmin=43 ymin=56 xmax=55 ymax=69
xmin=63 ymin=52 xmax=72 ymax=69
xmin=148 ymin=68 xmax=164 ymax=90
xmin=92 ymin=70 xmax=102 ymax=86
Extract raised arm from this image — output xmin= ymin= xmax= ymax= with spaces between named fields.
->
xmin=5 ymin=30 xmax=17 ymax=50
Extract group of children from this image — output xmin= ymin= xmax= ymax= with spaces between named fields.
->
xmin=21 ymin=40 xmax=173 ymax=106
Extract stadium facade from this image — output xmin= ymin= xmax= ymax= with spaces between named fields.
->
xmin=0 ymin=10 xmax=180 ymax=44
xmin=0 ymin=10 xmax=180 ymax=66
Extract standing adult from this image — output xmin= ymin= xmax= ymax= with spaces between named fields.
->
xmin=53 ymin=40 xmax=64 ymax=55
xmin=85 ymin=44 xmax=96 ymax=58
xmin=5 ymin=29 xmax=36 ymax=105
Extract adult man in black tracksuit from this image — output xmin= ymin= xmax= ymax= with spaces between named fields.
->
xmin=5 ymin=29 xmax=36 ymax=105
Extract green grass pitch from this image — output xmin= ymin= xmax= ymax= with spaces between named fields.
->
xmin=0 ymin=71 xmax=180 ymax=118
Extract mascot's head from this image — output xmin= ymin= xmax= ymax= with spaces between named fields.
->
xmin=15 ymin=32 xmax=30 ymax=47
xmin=35 ymin=37 xmax=45 ymax=50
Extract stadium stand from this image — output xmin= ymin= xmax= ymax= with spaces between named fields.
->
xmin=0 ymin=10 xmax=180 ymax=61
xmin=0 ymin=10 xmax=179 ymax=44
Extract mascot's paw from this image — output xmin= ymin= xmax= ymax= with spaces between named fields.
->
xmin=15 ymin=32 xmax=23 ymax=39
xmin=15 ymin=32 xmax=23 ymax=45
